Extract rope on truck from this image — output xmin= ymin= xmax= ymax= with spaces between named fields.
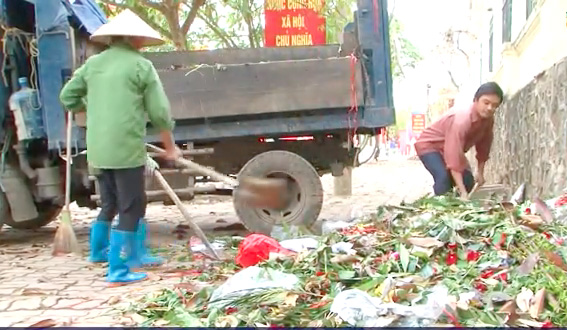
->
xmin=0 ymin=23 xmax=42 ymax=109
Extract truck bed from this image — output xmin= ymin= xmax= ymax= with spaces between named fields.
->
xmin=144 ymin=47 xmax=364 ymax=120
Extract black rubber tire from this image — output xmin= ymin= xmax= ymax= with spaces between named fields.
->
xmin=0 ymin=190 xmax=61 ymax=230
xmin=233 ymin=150 xmax=323 ymax=235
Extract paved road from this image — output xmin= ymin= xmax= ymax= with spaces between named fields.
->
xmin=0 ymin=158 xmax=432 ymax=326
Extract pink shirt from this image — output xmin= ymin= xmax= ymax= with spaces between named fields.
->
xmin=414 ymin=105 xmax=494 ymax=172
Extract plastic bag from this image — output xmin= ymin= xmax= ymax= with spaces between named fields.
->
xmin=330 ymin=286 xmax=450 ymax=327
xmin=235 ymin=233 xmax=292 ymax=267
xmin=209 ymin=266 xmax=299 ymax=309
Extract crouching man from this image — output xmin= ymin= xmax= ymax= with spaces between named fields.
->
xmin=414 ymin=82 xmax=504 ymax=200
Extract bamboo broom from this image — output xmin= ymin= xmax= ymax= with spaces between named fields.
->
xmin=53 ymin=27 xmax=81 ymax=256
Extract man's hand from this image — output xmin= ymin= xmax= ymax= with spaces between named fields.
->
xmin=475 ymin=170 xmax=485 ymax=187
xmin=459 ymin=188 xmax=469 ymax=201
xmin=476 ymin=161 xmax=486 ymax=187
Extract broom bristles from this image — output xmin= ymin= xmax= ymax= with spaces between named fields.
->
xmin=52 ymin=209 xmax=82 ymax=256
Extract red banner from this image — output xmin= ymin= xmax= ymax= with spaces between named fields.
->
xmin=411 ymin=114 xmax=426 ymax=136
xmin=264 ymin=0 xmax=326 ymax=47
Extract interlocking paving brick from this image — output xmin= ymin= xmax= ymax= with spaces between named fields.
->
xmin=52 ymin=298 xmax=86 ymax=309
xmin=72 ymin=299 xmax=107 ymax=310
xmin=0 ymin=310 xmax=43 ymax=327
xmin=41 ymin=296 xmax=62 ymax=308
xmin=7 ymin=297 xmax=42 ymax=311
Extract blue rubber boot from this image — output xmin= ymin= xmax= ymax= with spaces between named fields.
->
xmin=125 ymin=219 xmax=164 ymax=270
xmin=107 ymin=229 xmax=147 ymax=286
xmin=88 ymin=221 xmax=111 ymax=263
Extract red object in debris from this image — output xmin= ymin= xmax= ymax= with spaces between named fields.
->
xmin=498 ymin=272 xmax=508 ymax=282
xmin=480 ymin=269 xmax=494 ymax=279
xmin=542 ymin=320 xmax=554 ymax=328
xmin=446 ymin=252 xmax=458 ymax=265
xmin=474 ymin=282 xmax=487 ymax=292
xmin=225 ymin=307 xmax=238 ymax=314
xmin=495 ymin=233 xmax=507 ymax=249
xmin=554 ymin=194 xmax=567 ymax=207
xmin=235 ymin=233 xmax=293 ymax=267
xmin=543 ymin=232 xmax=552 ymax=240
xmin=466 ymin=250 xmax=481 ymax=262
xmin=447 ymin=242 xmax=458 ymax=250
xmin=308 ymin=300 xmax=329 ymax=309
xmin=525 ymin=207 xmax=532 ymax=215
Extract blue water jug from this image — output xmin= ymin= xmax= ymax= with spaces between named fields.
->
xmin=8 ymin=77 xmax=46 ymax=141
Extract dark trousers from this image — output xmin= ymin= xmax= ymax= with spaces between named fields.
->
xmin=419 ymin=152 xmax=475 ymax=196
xmin=95 ymin=166 xmax=146 ymax=232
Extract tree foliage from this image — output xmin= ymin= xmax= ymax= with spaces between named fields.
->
xmin=389 ymin=17 xmax=422 ymax=78
xmin=97 ymin=0 xmax=206 ymax=50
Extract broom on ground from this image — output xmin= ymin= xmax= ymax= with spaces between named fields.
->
xmin=53 ymin=26 xmax=81 ymax=256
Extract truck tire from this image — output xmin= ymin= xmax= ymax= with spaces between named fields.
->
xmin=233 ymin=150 xmax=323 ymax=236
xmin=0 ymin=190 xmax=61 ymax=230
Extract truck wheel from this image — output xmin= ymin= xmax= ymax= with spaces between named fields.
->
xmin=233 ymin=150 xmax=323 ymax=236
xmin=0 ymin=191 xmax=61 ymax=230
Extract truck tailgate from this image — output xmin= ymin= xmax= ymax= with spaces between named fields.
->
xmin=153 ymin=56 xmax=364 ymax=120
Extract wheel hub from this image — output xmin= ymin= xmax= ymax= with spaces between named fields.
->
xmin=253 ymin=172 xmax=303 ymax=225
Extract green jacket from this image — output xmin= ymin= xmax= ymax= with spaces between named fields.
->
xmin=59 ymin=42 xmax=175 ymax=169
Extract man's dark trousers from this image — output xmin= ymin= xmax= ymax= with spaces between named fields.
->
xmin=418 ymin=152 xmax=475 ymax=196
xmin=96 ymin=166 xmax=146 ymax=232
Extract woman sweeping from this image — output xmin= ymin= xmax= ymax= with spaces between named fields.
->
xmin=59 ymin=9 xmax=180 ymax=286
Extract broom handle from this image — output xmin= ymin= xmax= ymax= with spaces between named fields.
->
xmin=153 ymin=170 xmax=220 ymax=260
xmin=146 ymin=144 xmax=239 ymax=187
xmin=64 ymin=26 xmax=77 ymax=211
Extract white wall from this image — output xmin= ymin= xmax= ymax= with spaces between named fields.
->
xmin=479 ymin=0 xmax=567 ymax=95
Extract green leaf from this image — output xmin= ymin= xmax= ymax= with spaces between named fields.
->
xmin=356 ymin=277 xmax=384 ymax=291
xmin=164 ymin=308 xmax=203 ymax=327
xmin=338 ymin=270 xmax=356 ymax=280
xmin=399 ymin=243 xmax=410 ymax=272
xmin=408 ymin=256 xmax=419 ymax=273
xmin=420 ymin=263 xmax=435 ymax=278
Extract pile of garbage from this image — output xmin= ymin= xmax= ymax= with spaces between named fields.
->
xmin=125 ymin=190 xmax=567 ymax=327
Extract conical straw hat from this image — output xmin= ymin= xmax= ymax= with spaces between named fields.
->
xmin=90 ymin=9 xmax=165 ymax=47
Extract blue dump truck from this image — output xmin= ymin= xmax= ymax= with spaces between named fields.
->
xmin=0 ymin=0 xmax=393 ymax=235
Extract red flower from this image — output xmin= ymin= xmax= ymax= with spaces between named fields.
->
xmin=390 ymin=252 xmax=400 ymax=261
xmin=498 ymin=272 xmax=508 ymax=282
xmin=225 ymin=307 xmax=238 ymax=314
xmin=554 ymin=195 xmax=567 ymax=207
xmin=474 ymin=282 xmax=487 ymax=292
xmin=480 ymin=270 xmax=494 ymax=279
xmin=466 ymin=250 xmax=481 ymax=262
xmin=525 ymin=207 xmax=532 ymax=214
xmin=308 ymin=300 xmax=329 ymax=309
xmin=446 ymin=252 xmax=458 ymax=265
xmin=495 ymin=233 xmax=507 ymax=249
xmin=542 ymin=320 xmax=554 ymax=328
xmin=543 ymin=232 xmax=552 ymax=240
xmin=447 ymin=242 xmax=458 ymax=250
xmin=315 ymin=271 xmax=325 ymax=276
